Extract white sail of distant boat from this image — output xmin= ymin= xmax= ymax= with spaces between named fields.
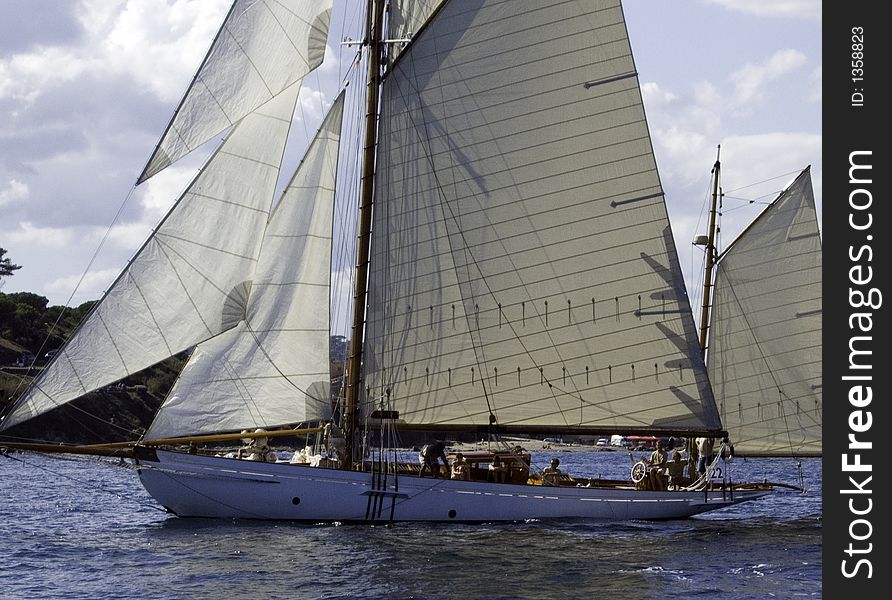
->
xmin=1 ymin=0 xmax=814 ymax=522
xmin=707 ymin=168 xmax=822 ymax=457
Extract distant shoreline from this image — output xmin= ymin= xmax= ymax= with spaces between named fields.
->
xmin=442 ymin=439 xmax=630 ymax=454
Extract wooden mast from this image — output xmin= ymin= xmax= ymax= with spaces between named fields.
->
xmin=697 ymin=145 xmax=721 ymax=355
xmin=343 ymin=0 xmax=385 ymax=468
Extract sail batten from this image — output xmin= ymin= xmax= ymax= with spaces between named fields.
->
xmin=144 ymin=93 xmax=344 ymax=440
xmin=709 ymin=168 xmax=822 ymax=456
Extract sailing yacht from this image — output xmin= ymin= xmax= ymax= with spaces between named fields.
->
xmin=0 ymin=0 xmax=816 ymax=521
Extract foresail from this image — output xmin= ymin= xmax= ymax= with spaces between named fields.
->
xmin=144 ymin=93 xmax=344 ymax=440
xmin=364 ymin=0 xmax=720 ymax=433
xmin=0 ymin=85 xmax=302 ymax=433
xmin=137 ymin=0 xmax=332 ymax=183
xmin=709 ymin=169 xmax=822 ymax=455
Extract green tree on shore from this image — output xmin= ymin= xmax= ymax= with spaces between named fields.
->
xmin=1 ymin=247 xmax=21 ymax=278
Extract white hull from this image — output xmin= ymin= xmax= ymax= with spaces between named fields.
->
xmin=136 ymin=450 xmax=768 ymax=522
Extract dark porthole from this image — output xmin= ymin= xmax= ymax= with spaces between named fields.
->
xmin=448 ymin=509 xmax=456 ymax=519
xmin=292 ymin=497 xmax=301 ymax=505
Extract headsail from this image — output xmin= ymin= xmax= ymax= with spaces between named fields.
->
xmin=708 ymin=168 xmax=822 ymax=456
xmin=137 ymin=0 xmax=332 ymax=183
xmin=0 ymin=84 xmax=303 ymax=433
xmin=145 ymin=93 xmax=345 ymax=440
xmin=363 ymin=0 xmax=720 ymax=433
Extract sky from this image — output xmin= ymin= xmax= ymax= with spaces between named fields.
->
xmin=0 ymin=0 xmax=821 ymax=325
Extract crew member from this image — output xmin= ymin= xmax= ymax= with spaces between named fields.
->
xmin=419 ymin=441 xmax=449 ymax=478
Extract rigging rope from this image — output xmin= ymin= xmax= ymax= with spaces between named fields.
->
xmin=5 ymin=180 xmax=141 ymax=413
xmin=722 ymin=169 xmax=802 ymax=194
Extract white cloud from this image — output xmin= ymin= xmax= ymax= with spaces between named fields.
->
xmin=6 ymin=221 xmax=76 ymax=248
xmin=640 ymin=82 xmax=677 ymax=106
xmin=135 ymin=163 xmax=197 ymax=221
xmin=641 ymin=47 xmax=818 ymax=190
xmin=0 ymin=0 xmax=230 ymax=106
xmin=82 ymin=0 xmax=230 ymax=101
xmin=2 ymin=218 xmax=156 ymax=304
xmin=665 ymin=131 xmax=821 ymax=243
xmin=295 ymin=86 xmax=331 ymax=124
xmin=655 ymin=127 xmax=709 ymax=170
xmin=663 ymin=131 xmax=821 ymax=319
xmin=715 ymin=132 xmax=821 ymax=197
xmin=0 ymin=46 xmax=88 ymax=103
xmin=101 ymin=222 xmax=154 ymax=253
xmin=45 ymin=267 xmax=120 ymax=305
xmin=0 ymin=0 xmax=357 ymax=307
xmin=642 ymin=80 xmax=721 ymax=185
xmin=729 ymin=49 xmax=807 ymax=108
xmin=0 ymin=179 xmax=29 ymax=206
xmin=704 ymin=0 xmax=821 ymax=20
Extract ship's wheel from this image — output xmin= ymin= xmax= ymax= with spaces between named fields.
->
xmin=630 ymin=460 xmax=647 ymax=483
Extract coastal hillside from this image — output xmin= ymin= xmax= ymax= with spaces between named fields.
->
xmin=1 ymin=291 xmax=350 ymax=445
xmin=0 ymin=290 xmax=182 ymax=444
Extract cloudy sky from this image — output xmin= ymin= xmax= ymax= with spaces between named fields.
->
xmin=1 ymin=0 xmax=821 ymax=321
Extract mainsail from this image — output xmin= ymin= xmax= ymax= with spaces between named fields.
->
xmin=0 ymin=84 xmax=303 ymax=432
xmin=145 ymin=93 xmax=345 ymax=440
xmin=363 ymin=0 xmax=720 ymax=433
xmin=137 ymin=0 xmax=332 ymax=183
xmin=708 ymin=168 xmax=822 ymax=456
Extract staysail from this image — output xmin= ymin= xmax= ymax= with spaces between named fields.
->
xmin=145 ymin=93 xmax=344 ymax=440
xmin=708 ymin=168 xmax=822 ymax=456
xmin=363 ymin=0 xmax=720 ymax=433
xmin=137 ymin=0 xmax=332 ymax=183
xmin=0 ymin=85 xmax=303 ymax=432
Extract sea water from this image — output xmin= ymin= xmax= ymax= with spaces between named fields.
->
xmin=0 ymin=450 xmax=821 ymax=599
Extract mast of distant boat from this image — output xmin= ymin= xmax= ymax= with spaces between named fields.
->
xmin=697 ymin=145 xmax=722 ymax=355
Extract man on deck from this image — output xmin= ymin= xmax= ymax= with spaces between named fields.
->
xmin=419 ymin=441 xmax=449 ymax=478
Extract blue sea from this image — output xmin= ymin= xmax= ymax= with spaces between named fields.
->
xmin=0 ymin=450 xmax=821 ymax=599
